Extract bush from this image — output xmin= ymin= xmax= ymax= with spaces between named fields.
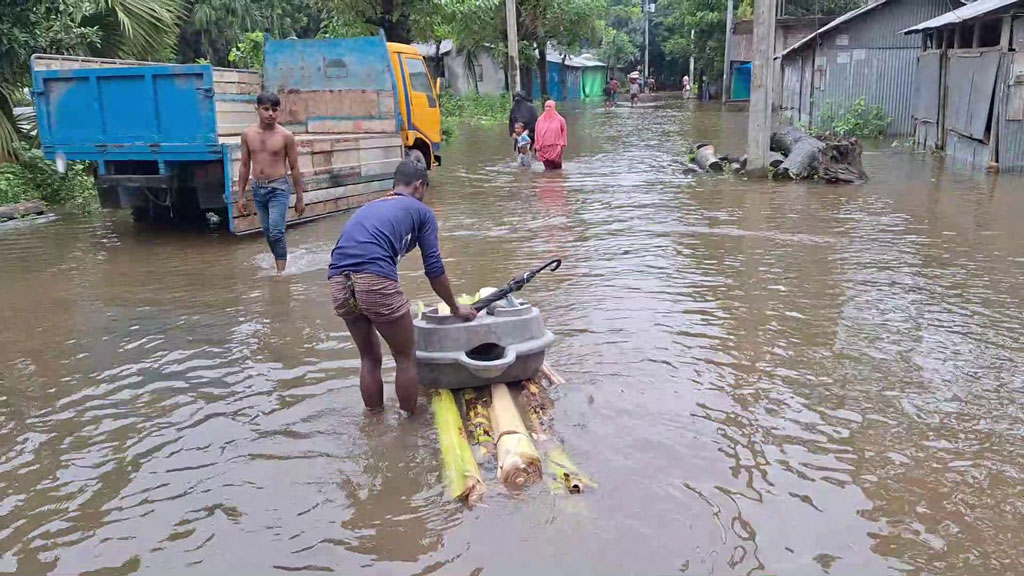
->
xmin=818 ymin=97 xmax=890 ymax=137
xmin=0 ymin=145 xmax=97 ymax=212
xmin=440 ymin=92 xmax=512 ymax=138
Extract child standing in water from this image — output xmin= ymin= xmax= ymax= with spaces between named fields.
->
xmin=514 ymin=122 xmax=532 ymax=167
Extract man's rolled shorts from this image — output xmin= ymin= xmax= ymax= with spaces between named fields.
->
xmin=330 ymin=272 xmax=411 ymax=323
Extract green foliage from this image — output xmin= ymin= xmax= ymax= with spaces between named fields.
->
xmin=1 ymin=0 xmax=182 ymax=162
xmin=440 ymin=91 xmax=510 ymax=138
xmin=818 ymin=97 xmax=890 ymax=137
xmin=658 ymin=0 xmax=727 ymax=84
xmin=782 ymin=0 xmax=864 ymax=17
xmin=598 ymin=0 xmax=642 ymax=72
xmin=178 ymin=0 xmax=321 ymax=66
xmin=228 ymin=32 xmax=265 ymax=70
xmin=318 ymin=0 xmax=430 ymax=42
xmin=599 ymin=25 xmax=638 ymax=73
xmin=0 ymin=144 xmax=97 ymax=211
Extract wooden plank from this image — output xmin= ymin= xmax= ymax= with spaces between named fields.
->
xmin=231 ymin=187 xmax=391 ymax=233
xmin=306 ymin=119 xmax=395 ymax=134
xmin=226 ymin=167 xmax=398 ymax=202
xmin=0 ymin=200 xmax=46 ymax=220
xmin=215 ymin=101 xmax=258 ymax=113
xmin=361 ymin=158 xmax=401 ymax=177
xmin=277 ymin=90 xmax=384 ymax=125
xmin=215 ymin=82 xmax=260 ymax=95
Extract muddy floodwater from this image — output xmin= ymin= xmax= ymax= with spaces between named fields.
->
xmin=1 ymin=97 xmax=1023 ymax=575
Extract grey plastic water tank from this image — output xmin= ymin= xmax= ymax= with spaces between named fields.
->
xmin=414 ymin=301 xmax=555 ymax=389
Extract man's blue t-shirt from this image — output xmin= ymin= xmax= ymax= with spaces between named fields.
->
xmin=328 ymin=194 xmax=445 ymax=282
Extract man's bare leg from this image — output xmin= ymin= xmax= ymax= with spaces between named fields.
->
xmin=275 ymin=259 xmax=287 ymax=274
xmin=373 ymin=311 xmax=419 ymax=415
xmin=343 ymin=316 xmax=384 ymax=410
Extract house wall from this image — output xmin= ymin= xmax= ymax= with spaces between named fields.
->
xmin=780 ymin=43 xmax=815 ymax=127
xmin=997 ymin=51 xmax=1024 ymax=172
xmin=780 ymin=0 xmax=951 ymax=136
xmin=908 ymin=19 xmax=1024 ymax=172
xmin=442 ymin=48 xmax=505 ymax=97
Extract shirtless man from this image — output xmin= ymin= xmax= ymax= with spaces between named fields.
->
xmin=238 ymin=91 xmax=305 ymax=273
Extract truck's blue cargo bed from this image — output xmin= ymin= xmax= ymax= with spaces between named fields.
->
xmin=32 ymin=63 xmax=221 ymax=162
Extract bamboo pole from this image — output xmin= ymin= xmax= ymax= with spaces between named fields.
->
xmin=520 ymin=378 xmax=596 ymax=494
xmin=540 ymin=363 xmax=567 ymax=387
xmin=489 ymin=383 xmax=542 ymax=487
xmin=431 ymin=389 xmax=485 ymax=503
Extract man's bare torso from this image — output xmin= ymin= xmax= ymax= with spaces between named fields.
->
xmin=243 ymin=125 xmax=291 ymax=180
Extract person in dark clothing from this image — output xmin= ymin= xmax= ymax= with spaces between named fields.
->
xmin=508 ymin=91 xmax=539 ymax=151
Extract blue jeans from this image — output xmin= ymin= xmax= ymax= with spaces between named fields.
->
xmin=252 ymin=178 xmax=290 ymax=261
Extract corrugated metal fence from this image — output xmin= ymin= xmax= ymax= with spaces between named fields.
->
xmin=815 ymin=47 xmax=918 ymax=135
xmin=998 ymin=51 xmax=1024 ymax=172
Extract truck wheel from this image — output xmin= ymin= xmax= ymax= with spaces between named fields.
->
xmin=130 ymin=206 xmax=150 ymax=222
xmin=405 ymin=148 xmax=427 ymax=168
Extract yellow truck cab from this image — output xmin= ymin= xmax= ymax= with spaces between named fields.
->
xmin=387 ymin=43 xmax=443 ymax=168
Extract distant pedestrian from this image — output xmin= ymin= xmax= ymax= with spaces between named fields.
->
xmin=514 ymin=122 xmax=532 ymax=168
xmin=647 ymin=77 xmax=656 ymax=93
xmin=682 ymin=75 xmax=690 ymax=94
xmin=534 ymin=100 xmax=567 ymax=170
xmin=238 ymin=91 xmax=305 ymax=274
xmin=604 ymin=80 xmax=615 ymax=109
xmin=629 ymin=78 xmax=640 ymax=107
xmin=610 ymin=78 xmax=620 ymax=105
xmin=508 ymin=91 xmax=538 ymax=151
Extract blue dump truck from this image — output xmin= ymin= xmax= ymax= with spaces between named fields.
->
xmin=31 ymin=34 xmax=443 ymax=234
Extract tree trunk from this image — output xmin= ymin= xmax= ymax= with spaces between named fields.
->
xmin=489 ymin=383 xmax=542 ymax=487
xmin=770 ymin=126 xmax=867 ymax=182
xmin=0 ymin=200 xmax=46 ymax=220
xmin=536 ymin=41 xmax=548 ymax=100
xmin=430 ymin=390 xmax=485 ymax=503
xmin=377 ymin=12 xmax=412 ymax=44
xmin=771 ymin=126 xmax=825 ymax=179
xmin=521 ymin=64 xmax=533 ymax=98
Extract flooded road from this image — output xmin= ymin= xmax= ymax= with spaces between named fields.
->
xmin=1 ymin=96 xmax=1023 ymax=575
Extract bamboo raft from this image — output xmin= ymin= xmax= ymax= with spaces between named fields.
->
xmin=430 ymin=362 xmax=593 ymax=505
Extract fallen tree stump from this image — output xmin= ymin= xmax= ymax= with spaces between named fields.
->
xmin=0 ymin=200 xmax=46 ymax=221
xmin=770 ymin=127 xmax=867 ymax=183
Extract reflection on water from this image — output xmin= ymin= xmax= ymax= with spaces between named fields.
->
xmin=1 ymin=96 xmax=1023 ymax=575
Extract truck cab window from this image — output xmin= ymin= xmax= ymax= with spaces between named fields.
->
xmin=405 ymin=57 xmax=437 ymax=108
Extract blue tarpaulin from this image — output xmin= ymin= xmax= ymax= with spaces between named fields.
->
xmin=731 ymin=62 xmax=751 ymax=100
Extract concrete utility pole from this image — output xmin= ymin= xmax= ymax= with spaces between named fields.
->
xmin=745 ymin=0 xmax=776 ymax=175
xmin=505 ymin=0 xmax=521 ymax=93
xmin=722 ymin=0 xmax=733 ymax=101
xmin=644 ymin=0 xmax=649 ymax=86
xmin=689 ymin=29 xmax=695 ymax=88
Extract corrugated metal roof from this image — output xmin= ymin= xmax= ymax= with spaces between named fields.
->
xmin=412 ymin=40 xmax=454 ymax=57
xmin=781 ymin=0 xmax=890 ymax=57
xmin=900 ymin=0 xmax=1021 ymax=34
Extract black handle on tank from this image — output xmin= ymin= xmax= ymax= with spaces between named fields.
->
xmin=470 ymin=258 xmax=562 ymax=312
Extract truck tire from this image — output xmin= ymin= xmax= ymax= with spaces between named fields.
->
xmin=405 ymin=148 xmax=427 ymax=168
xmin=131 ymin=206 xmax=151 ymax=222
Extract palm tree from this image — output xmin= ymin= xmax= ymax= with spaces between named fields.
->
xmin=0 ymin=0 xmax=182 ymax=162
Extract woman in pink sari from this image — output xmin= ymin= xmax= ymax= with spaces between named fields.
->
xmin=534 ymin=100 xmax=567 ymax=170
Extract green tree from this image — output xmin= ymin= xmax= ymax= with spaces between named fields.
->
xmin=318 ymin=0 xmax=433 ymax=42
xmin=518 ymin=0 xmax=604 ymax=98
xmin=657 ymin=0 xmax=725 ymax=90
xmin=178 ymin=0 xmax=322 ymax=66
xmin=0 ymin=0 xmax=181 ymax=163
xmin=599 ymin=26 xmax=638 ymax=77
xmin=598 ymin=0 xmax=642 ymax=77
